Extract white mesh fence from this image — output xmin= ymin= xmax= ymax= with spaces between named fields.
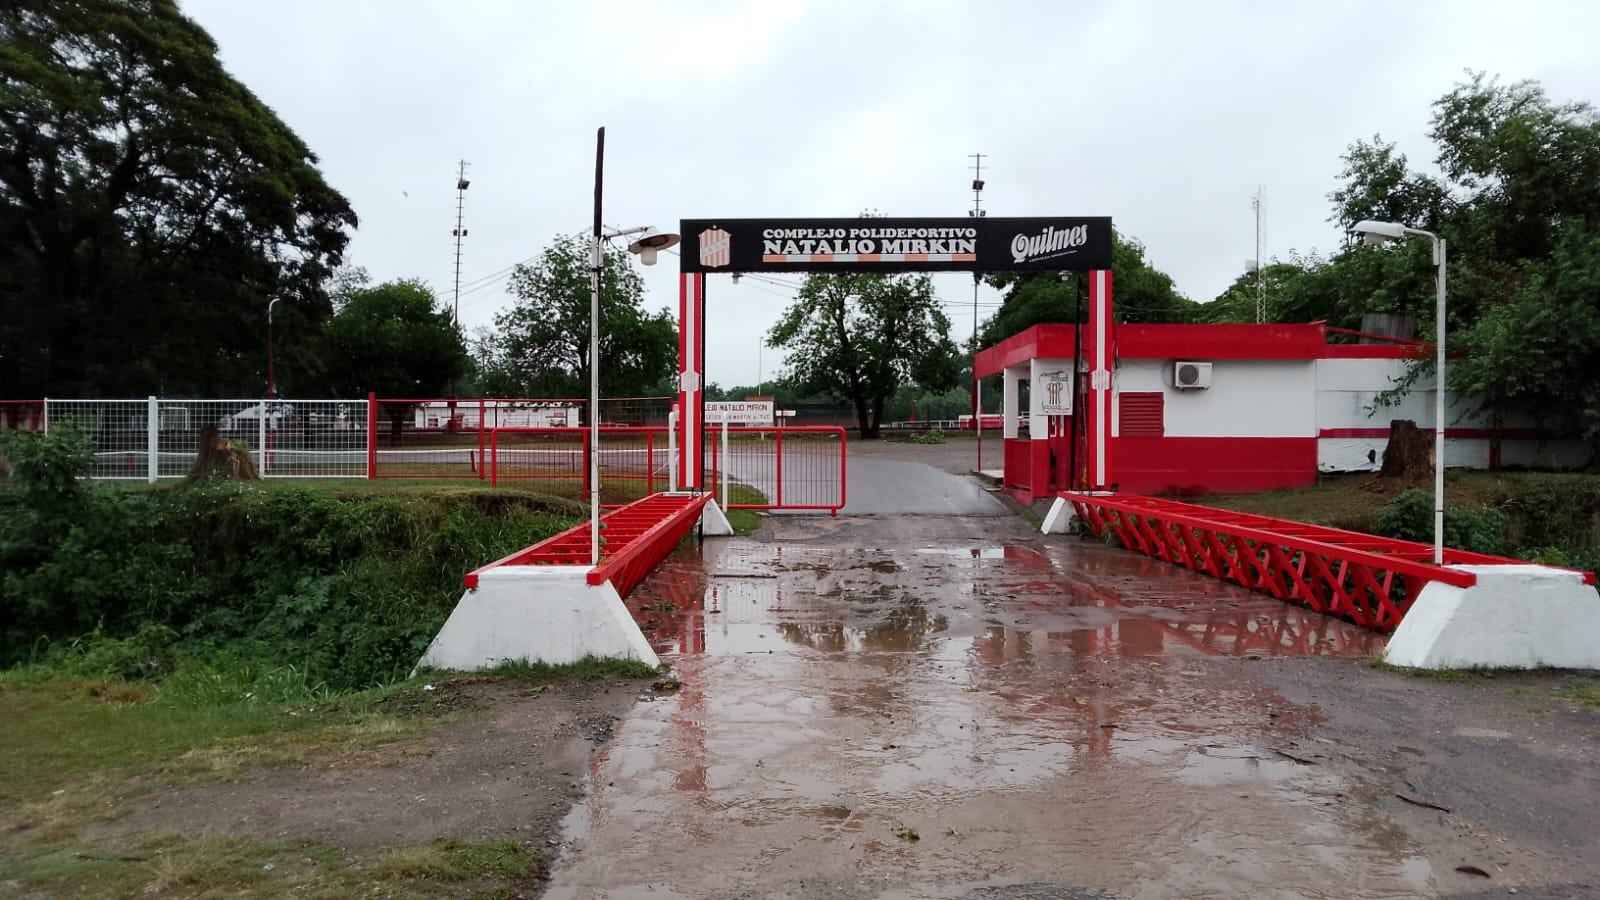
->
xmin=45 ymin=398 xmax=369 ymax=480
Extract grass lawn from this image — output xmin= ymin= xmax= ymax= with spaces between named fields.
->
xmin=1203 ymin=470 xmax=1599 ymax=535
xmin=118 ymin=474 xmax=769 ymax=535
xmin=0 ymin=659 xmax=653 ymax=898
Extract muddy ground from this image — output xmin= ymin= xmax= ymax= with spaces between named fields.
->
xmin=98 ymin=439 xmax=1600 ymax=899
xmin=104 ymin=677 xmax=652 ymax=875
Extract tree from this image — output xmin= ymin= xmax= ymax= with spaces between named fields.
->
xmin=475 ymin=236 xmax=677 ymax=406
xmin=319 ymin=279 xmax=469 ymax=440
xmin=767 ymin=273 xmax=960 ymax=438
xmin=0 ymin=0 xmax=356 ymax=398
xmin=1192 ymin=248 xmax=1436 ymax=330
xmin=976 ymin=234 xmax=1194 ymax=348
xmin=1448 ymin=223 xmax=1600 ymax=459
xmin=1329 ymin=74 xmax=1600 ymax=458
xmin=1192 ymin=262 xmax=1301 ymax=324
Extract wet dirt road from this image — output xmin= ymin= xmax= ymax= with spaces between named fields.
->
xmin=543 ymin=489 xmax=1600 ymax=897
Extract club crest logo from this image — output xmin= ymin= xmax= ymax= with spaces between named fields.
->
xmin=699 ymin=227 xmax=731 ymax=268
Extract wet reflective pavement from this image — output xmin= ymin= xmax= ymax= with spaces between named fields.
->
xmin=542 ymin=514 xmax=1445 ymax=900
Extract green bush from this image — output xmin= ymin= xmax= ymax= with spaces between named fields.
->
xmin=0 ymin=423 xmax=93 ymax=555
xmin=1374 ymin=488 xmax=1508 ymax=556
xmin=1491 ymin=475 xmax=1600 ymax=553
xmin=1 ymin=476 xmax=577 ymax=691
xmin=909 ymin=426 xmax=946 ymax=445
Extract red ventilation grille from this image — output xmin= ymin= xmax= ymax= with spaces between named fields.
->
xmin=1119 ymin=392 xmax=1164 ymax=438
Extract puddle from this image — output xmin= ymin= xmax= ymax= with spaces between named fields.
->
xmin=627 ymin=540 xmax=1385 ymax=662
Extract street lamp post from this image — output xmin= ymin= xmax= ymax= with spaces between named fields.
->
xmin=588 ymin=126 xmax=680 ymax=565
xmin=267 ymin=298 xmax=281 ymax=402
xmin=1352 ymin=219 xmax=1448 ymax=566
xmin=266 ymin=297 xmax=282 ymax=475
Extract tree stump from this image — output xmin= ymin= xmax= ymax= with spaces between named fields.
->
xmin=1378 ymin=419 xmax=1433 ymax=481
xmin=188 ymin=424 xmax=260 ymax=481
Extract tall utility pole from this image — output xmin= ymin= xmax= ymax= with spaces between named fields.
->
xmin=968 ymin=153 xmax=986 ymax=470
xmin=1252 ymin=187 xmax=1265 ymax=323
xmin=451 ymin=160 xmax=471 ymax=327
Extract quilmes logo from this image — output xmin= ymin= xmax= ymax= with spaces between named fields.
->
xmin=1010 ymin=224 xmax=1090 ymax=264
xmin=699 ymin=227 xmax=732 ymax=268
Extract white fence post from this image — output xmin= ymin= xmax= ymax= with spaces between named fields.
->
xmin=257 ymin=404 xmax=268 ymax=475
xmin=146 ymin=396 xmax=159 ymax=483
xmin=42 ymin=398 xmax=50 ymax=434
xmin=668 ymin=410 xmax=679 ymax=493
xmin=720 ymin=418 xmax=730 ymax=510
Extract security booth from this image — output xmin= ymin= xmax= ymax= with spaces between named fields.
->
xmin=974 ymin=321 xmax=1592 ymax=504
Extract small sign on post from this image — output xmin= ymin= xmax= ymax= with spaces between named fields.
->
xmin=1037 ymin=369 xmax=1074 ymax=415
xmin=705 ymin=400 xmax=775 ymax=426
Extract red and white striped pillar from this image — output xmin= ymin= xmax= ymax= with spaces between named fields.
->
xmin=1086 ymin=269 xmax=1114 ymax=491
xmin=678 ymin=272 xmax=705 ymax=489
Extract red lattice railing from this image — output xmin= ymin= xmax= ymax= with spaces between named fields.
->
xmin=1063 ymin=492 xmax=1596 ymax=633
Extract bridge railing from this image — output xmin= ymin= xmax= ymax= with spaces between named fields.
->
xmin=1064 ymin=492 xmax=1595 ymax=632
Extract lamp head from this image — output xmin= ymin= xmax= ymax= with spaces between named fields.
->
xmin=1353 ymin=219 xmax=1406 ymax=245
xmin=628 ymin=228 xmax=681 ymax=267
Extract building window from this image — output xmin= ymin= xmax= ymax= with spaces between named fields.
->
xmin=1119 ymin=392 xmax=1164 ymax=437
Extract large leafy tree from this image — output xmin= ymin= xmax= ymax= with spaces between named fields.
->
xmin=976 ymin=234 xmax=1193 ymax=348
xmin=320 ymin=277 xmax=469 ymax=439
xmin=475 ymin=236 xmax=677 ymax=404
xmin=0 ymin=0 xmax=356 ymax=398
xmin=768 ymin=273 xmax=960 ymax=438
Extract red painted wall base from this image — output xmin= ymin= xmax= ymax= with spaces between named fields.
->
xmin=1001 ymin=435 xmax=1316 ymax=500
xmin=1109 ymin=437 xmax=1317 ymax=496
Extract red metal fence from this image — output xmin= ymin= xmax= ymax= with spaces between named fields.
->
xmin=705 ymin=425 xmax=847 ymax=513
xmin=1064 ymin=492 xmax=1596 ymax=632
xmin=488 ymin=428 xmax=590 ymax=492
xmin=480 ymin=424 xmax=847 ymax=513
xmin=367 ymin=394 xmax=673 ymax=479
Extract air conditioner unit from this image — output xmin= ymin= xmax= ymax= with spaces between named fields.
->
xmin=1174 ymin=361 xmax=1213 ymax=390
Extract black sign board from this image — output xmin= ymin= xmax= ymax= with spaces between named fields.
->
xmin=678 ymin=216 xmax=1113 ymax=274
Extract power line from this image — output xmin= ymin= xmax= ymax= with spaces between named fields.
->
xmin=449 ymin=225 xmax=593 ymax=314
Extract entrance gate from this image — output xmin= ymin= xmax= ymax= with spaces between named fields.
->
xmin=673 ymin=217 xmax=1117 ymax=493
xmin=421 ymin=213 xmax=1120 ymax=672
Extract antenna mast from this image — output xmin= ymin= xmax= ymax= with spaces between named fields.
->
xmin=452 ymin=160 xmax=471 ymax=326
xmin=1253 ymin=187 xmax=1265 ymax=323
xmin=969 ymin=152 xmax=987 ymax=470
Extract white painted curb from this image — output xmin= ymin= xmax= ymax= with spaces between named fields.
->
xmin=699 ymin=499 xmax=734 ymax=536
xmin=1386 ymin=564 xmax=1600 ymax=670
xmin=417 ymin=566 xmax=661 ymax=672
xmin=1041 ymin=496 xmax=1075 ymax=534
xmin=1040 ymin=491 xmax=1117 ymax=535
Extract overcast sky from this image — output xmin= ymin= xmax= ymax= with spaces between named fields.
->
xmin=183 ymin=0 xmax=1600 ymax=391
